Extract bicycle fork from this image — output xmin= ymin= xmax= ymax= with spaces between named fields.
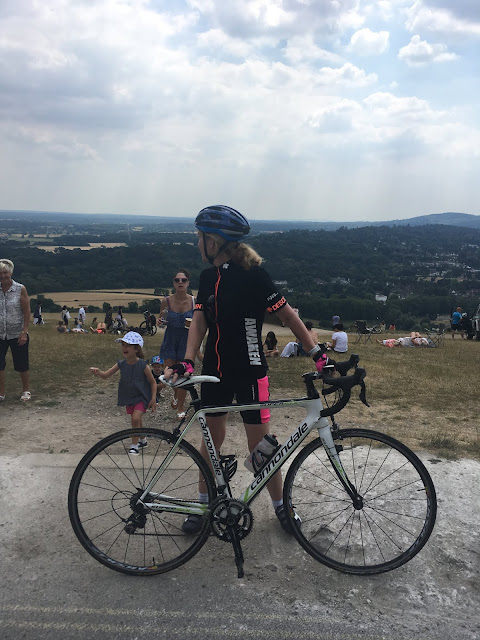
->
xmin=317 ymin=419 xmax=363 ymax=509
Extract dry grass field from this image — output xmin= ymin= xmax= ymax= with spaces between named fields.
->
xmin=3 ymin=318 xmax=479 ymax=460
xmin=38 ymin=290 xmax=162 ymax=307
xmin=39 ymin=243 xmax=127 ymax=252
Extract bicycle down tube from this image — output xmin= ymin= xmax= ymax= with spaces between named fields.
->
xmin=137 ymin=394 xmax=348 ymax=514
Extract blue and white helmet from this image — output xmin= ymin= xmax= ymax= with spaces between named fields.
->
xmin=195 ymin=205 xmax=250 ymax=242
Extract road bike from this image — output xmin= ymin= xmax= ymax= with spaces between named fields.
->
xmin=68 ymin=355 xmax=437 ymax=578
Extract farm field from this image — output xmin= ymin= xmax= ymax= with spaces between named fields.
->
xmin=39 ymin=242 xmax=127 ymax=251
xmin=38 ymin=289 xmax=162 ymax=308
xmin=38 ymin=288 xmax=200 ymax=308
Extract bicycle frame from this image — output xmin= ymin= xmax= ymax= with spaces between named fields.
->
xmin=137 ymin=386 xmax=353 ymax=515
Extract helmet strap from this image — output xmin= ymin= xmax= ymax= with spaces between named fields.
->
xmin=202 ymin=233 xmax=215 ymax=265
xmin=203 ymin=233 xmax=230 ymax=265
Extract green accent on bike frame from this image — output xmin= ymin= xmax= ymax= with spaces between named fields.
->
xmin=144 ymin=502 xmax=208 ymax=515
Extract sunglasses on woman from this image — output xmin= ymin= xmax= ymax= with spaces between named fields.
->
xmin=174 ymin=277 xmax=188 ymax=283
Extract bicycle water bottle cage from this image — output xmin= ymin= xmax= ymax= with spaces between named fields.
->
xmin=220 ymin=455 xmax=238 ymax=480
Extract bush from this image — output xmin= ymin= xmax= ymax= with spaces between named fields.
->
xmin=30 ymin=296 xmax=61 ymax=313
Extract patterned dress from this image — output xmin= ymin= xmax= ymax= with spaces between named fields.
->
xmin=159 ymin=296 xmax=194 ymax=361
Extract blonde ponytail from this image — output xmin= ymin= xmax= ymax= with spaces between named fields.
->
xmin=204 ymin=233 xmax=263 ymax=270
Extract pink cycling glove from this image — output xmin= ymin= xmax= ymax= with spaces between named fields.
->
xmin=170 ymin=359 xmax=194 ymax=376
xmin=313 ymin=351 xmax=328 ymax=373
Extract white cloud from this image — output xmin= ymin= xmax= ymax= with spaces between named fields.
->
xmin=398 ymin=34 xmax=458 ymax=65
xmin=188 ymin=0 xmax=365 ymax=39
xmin=406 ymin=1 xmax=480 ymax=37
xmin=283 ymin=35 xmax=344 ymax=65
xmin=349 ymin=28 xmax=390 ymax=55
xmin=196 ymin=28 xmax=252 ymax=58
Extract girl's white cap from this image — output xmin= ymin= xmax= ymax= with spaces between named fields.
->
xmin=115 ymin=331 xmax=144 ymax=347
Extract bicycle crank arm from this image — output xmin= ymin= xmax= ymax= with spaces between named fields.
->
xmin=229 ymin=526 xmax=245 ymax=579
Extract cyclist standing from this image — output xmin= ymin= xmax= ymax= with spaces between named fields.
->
xmin=164 ymin=205 xmax=326 ymax=534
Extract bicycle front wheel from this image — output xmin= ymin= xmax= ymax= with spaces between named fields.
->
xmin=68 ymin=428 xmax=215 ymax=576
xmin=284 ymin=429 xmax=436 ymax=575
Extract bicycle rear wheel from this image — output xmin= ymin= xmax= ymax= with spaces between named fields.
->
xmin=284 ymin=429 xmax=436 ymax=575
xmin=68 ymin=428 xmax=215 ymax=576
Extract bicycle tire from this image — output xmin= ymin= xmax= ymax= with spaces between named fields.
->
xmin=68 ymin=428 xmax=215 ymax=576
xmin=138 ymin=320 xmax=147 ymax=334
xmin=283 ymin=428 xmax=436 ymax=575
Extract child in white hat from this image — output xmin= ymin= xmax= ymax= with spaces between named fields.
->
xmin=90 ymin=331 xmax=157 ymax=454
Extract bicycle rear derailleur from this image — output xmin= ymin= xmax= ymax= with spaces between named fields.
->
xmin=210 ymin=497 xmax=253 ymax=579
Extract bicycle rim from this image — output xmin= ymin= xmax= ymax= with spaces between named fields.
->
xmin=68 ymin=428 xmax=215 ymax=576
xmin=284 ymin=429 xmax=437 ymax=575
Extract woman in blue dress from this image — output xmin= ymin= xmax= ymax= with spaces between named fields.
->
xmin=158 ymin=269 xmax=194 ymax=418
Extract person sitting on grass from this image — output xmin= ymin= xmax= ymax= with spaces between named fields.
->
xmin=90 ymin=331 xmax=157 ymax=455
xmin=89 ymin=317 xmax=107 ymax=333
xmin=263 ymin=331 xmax=279 ymax=357
xmin=328 ymin=323 xmax=348 ymax=353
xmin=56 ymin=320 xmax=68 ymax=334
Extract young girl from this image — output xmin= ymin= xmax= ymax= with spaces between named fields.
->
xmin=90 ymin=331 xmax=157 ymax=455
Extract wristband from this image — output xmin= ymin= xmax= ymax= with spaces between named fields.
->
xmin=308 ymin=344 xmax=321 ymax=357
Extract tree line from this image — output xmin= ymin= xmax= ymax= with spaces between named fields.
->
xmin=3 ymin=223 xmax=480 ymax=330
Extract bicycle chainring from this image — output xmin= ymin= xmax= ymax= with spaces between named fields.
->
xmin=210 ymin=497 xmax=253 ymax=542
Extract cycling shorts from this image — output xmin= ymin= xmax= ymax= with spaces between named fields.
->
xmin=201 ymin=375 xmax=270 ymax=425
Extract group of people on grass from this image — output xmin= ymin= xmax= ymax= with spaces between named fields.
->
xmin=377 ymin=332 xmax=431 ymax=348
xmin=277 ymin=320 xmax=348 ymax=357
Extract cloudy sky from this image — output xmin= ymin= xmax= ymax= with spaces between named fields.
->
xmin=1 ymin=0 xmax=479 ymax=222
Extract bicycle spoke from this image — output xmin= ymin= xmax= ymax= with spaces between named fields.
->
xmin=69 ymin=428 xmax=215 ymax=575
xmin=284 ymin=429 xmax=436 ymax=574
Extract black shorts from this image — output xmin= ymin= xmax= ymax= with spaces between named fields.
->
xmin=201 ymin=375 xmax=270 ymax=425
xmin=0 ymin=336 xmax=30 ymax=372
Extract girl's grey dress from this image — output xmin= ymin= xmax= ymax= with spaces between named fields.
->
xmin=117 ymin=359 xmax=151 ymax=408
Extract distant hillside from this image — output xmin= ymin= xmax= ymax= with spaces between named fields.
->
xmin=372 ymin=212 xmax=480 ymax=229
xmin=1 ymin=209 xmax=480 ymax=232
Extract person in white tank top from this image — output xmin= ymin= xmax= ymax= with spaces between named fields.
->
xmin=331 ymin=323 xmax=348 ymax=353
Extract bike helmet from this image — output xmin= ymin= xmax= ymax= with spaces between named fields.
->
xmin=195 ymin=205 xmax=250 ymax=242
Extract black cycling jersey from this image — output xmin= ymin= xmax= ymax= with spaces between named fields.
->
xmin=196 ymin=262 xmax=286 ymax=378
